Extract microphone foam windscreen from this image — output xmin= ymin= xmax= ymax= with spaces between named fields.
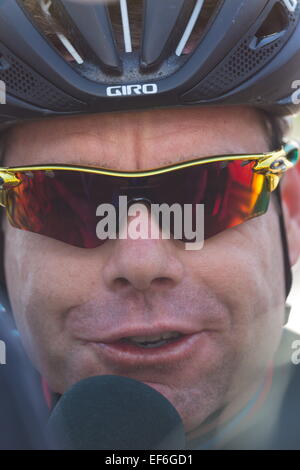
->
xmin=48 ymin=375 xmax=186 ymax=450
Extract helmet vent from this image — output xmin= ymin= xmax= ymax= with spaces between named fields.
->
xmin=250 ymin=2 xmax=289 ymax=49
xmin=0 ymin=42 xmax=85 ymax=111
xmin=20 ymin=0 xmax=122 ymax=73
xmin=107 ymin=0 xmax=221 ymax=62
xmin=20 ymin=0 xmax=86 ymax=64
xmin=107 ymin=0 xmax=221 ymax=65
xmin=18 ymin=0 xmax=224 ymax=79
xmin=176 ymin=0 xmax=221 ymax=56
xmin=108 ymin=0 xmax=143 ymax=53
xmin=183 ymin=0 xmax=300 ymax=101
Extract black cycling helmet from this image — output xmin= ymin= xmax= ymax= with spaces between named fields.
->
xmin=0 ymin=0 xmax=299 ymax=127
xmin=0 ymin=0 xmax=299 ymax=301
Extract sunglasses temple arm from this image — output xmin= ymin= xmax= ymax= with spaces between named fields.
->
xmin=274 ymin=183 xmax=293 ymax=299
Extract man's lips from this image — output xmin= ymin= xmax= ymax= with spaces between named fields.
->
xmin=82 ymin=326 xmax=214 ymax=367
xmin=87 ymin=325 xmax=199 ymax=344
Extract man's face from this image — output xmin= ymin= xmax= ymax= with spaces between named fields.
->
xmin=2 ymin=106 xmax=287 ymax=438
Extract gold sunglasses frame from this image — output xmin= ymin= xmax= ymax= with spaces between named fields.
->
xmin=0 ymin=143 xmax=298 ymax=209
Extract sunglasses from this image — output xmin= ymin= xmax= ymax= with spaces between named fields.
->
xmin=0 ymin=142 xmax=298 ymax=249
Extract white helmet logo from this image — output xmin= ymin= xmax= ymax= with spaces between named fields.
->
xmin=106 ymin=84 xmax=158 ymax=97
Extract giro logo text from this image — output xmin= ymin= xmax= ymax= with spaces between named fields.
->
xmin=106 ymin=83 xmax=158 ymax=97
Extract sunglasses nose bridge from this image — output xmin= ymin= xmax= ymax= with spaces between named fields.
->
xmin=127 ymin=197 xmax=153 ymax=209
xmin=117 ymin=196 xmax=159 ymax=240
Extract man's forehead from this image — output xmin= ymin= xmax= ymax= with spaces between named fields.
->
xmin=2 ymin=106 xmax=269 ymax=170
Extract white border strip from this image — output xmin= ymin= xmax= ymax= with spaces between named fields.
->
xmin=120 ymin=0 xmax=132 ymax=53
xmin=56 ymin=33 xmax=84 ymax=64
xmin=175 ymin=0 xmax=205 ymax=56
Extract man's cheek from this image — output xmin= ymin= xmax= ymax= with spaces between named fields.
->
xmin=186 ymin=219 xmax=282 ymax=315
xmin=185 ymin=233 xmax=262 ymax=294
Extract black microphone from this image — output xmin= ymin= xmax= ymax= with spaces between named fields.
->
xmin=48 ymin=375 xmax=186 ymax=450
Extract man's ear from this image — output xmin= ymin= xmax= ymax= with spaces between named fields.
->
xmin=281 ymin=163 xmax=300 ymax=266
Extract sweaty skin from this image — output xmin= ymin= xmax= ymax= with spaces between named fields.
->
xmin=2 ymin=106 xmax=300 ymax=441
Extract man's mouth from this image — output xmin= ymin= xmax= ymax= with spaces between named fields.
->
xmin=88 ymin=327 xmax=211 ymax=367
xmin=120 ymin=331 xmax=182 ymax=348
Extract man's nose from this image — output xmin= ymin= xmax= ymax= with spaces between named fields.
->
xmin=103 ymin=237 xmax=184 ymax=291
xmin=102 ymin=207 xmax=184 ymax=292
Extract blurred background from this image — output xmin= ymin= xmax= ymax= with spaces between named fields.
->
xmin=286 ymin=115 xmax=300 ymax=333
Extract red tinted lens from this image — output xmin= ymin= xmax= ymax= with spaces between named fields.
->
xmin=151 ymin=159 xmax=270 ymax=240
xmin=4 ymin=159 xmax=269 ymax=248
xmin=5 ymin=169 xmax=119 ymax=248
